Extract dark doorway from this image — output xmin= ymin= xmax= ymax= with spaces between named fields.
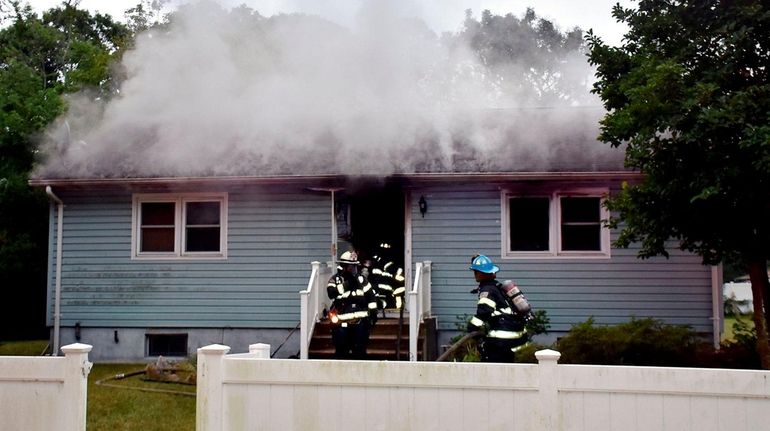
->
xmin=340 ymin=181 xmax=404 ymax=268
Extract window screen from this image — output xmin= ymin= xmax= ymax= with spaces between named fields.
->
xmin=561 ymin=197 xmax=601 ymax=251
xmin=509 ymin=197 xmax=550 ymax=251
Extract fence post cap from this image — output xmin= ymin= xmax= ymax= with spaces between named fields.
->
xmin=249 ymin=343 xmax=271 ymax=352
xmin=535 ymin=349 xmax=561 ymax=362
xmin=61 ymin=343 xmax=93 ymax=354
xmin=198 ymin=344 xmax=231 ymax=355
xmin=249 ymin=343 xmax=271 ymax=358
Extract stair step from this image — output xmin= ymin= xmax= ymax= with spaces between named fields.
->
xmin=310 ymin=336 xmax=418 ymax=349
xmin=309 ymin=348 xmax=420 ymax=361
xmin=308 ymin=317 xmax=426 ymax=361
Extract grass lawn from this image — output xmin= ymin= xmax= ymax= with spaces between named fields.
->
xmin=88 ymin=363 xmax=196 ymax=431
xmin=0 ymin=340 xmax=48 ymax=356
xmin=0 ymin=341 xmax=196 ymax=430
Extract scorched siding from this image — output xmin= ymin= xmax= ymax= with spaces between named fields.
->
xmin=410 ymin=184 xmax=714 ymax=334
xmin=47 ymin=187 xmax=330 ymax=329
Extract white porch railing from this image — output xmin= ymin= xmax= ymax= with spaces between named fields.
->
xmin=197 ymin=344 xmax=770 ymax=431
xmin=299 ymin=261 xmax=332 ymax=359
xmin=0 ymin=343 xmax=92 ymax=431
xmin=407 ymin=260 xmax=432 ymax=361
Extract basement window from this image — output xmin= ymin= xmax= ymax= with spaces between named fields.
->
xmin=147 ymin=333 xmax=188 ymax=357
xmin=502 ymin=188 xmax=610 ymax=258
xmin=132 ymin=193 xmax=227 ymax=259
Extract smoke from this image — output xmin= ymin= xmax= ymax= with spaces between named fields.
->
xmin=35 ymin=0 xmax=621 ymax=179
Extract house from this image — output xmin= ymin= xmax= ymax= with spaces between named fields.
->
xmin=29 ymin=109 xmax=721 ymax=361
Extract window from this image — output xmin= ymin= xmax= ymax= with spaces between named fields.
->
xmin=147 ymin=333 xmax=188 ymax=357
xmin=509 ymin=197 xmax=550 ymax=251
xmin=503 ymin=189 xmax=609 ymax=258
xmin=184 ymin=201 xmax=222 ymax=252
xmin=560 ymin=197 xmax=602 ymax=251
xmin=140 ymin=202 xmax=176 ymax=252
xmin=132 ymin=193 xmax=227 ymax=259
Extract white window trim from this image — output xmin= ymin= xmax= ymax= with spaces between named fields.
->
xmin=501 ymin=187 xmax=610 ymax=259
xmin=131 ymin=193 xmax=228 ymax=260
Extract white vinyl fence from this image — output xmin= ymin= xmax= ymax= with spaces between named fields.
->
xmin=0 ymin=343 xmax=93 ymax=431
xmin=197 ymin=344 xmax=770 ymax=431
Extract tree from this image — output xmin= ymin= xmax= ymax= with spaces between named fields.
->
xmin=0 ymin=1 xmax=130 ymax=340
xmin=457 ymin=8 xmax=591 ymax=105
xmin=586 ymin=0 xmax=770 ymax=367
xmin=123 ymin=0 xmax=169 ymax=34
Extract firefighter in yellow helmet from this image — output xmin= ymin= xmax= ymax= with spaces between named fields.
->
xmin=326 ymin=251 xmax=378 ymax=359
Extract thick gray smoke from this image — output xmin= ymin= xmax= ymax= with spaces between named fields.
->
xmin=36 ymin=0 xmax=622 ymax=179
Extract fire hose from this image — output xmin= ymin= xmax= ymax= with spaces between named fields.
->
xmin=435 ymin=330 xmax=484 ymax=362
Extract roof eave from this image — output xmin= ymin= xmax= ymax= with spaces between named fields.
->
xmin=28 ymin=171 xmax=642 ymax=188
xmin=393 ymin=171 xmax=641 ymax=183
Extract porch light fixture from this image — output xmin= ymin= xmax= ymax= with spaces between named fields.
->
xmin=418 ymin=195 xmax=428 ymax=217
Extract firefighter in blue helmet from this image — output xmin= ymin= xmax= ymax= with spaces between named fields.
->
xmin=326 ymin=251 xmax=379 ymax=359
xmin=467 ymin=254 xmax=530 ymax=362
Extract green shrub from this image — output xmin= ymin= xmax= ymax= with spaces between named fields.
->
xmin=442 ymin=314 xmax=759 ymax=368
xmin=702 ymin=317 xmax=761 ymax=369
xmin=556 ymin=317 xmax=700 ymax=366
xmin=512 ymin=342 xmax=548 ymax=363
xmin=444 ymin=314 xmax=480 ymax=362
xmin=525 ymin=309 xmax=551 ymax=336
xmin=556 ymin=316 xmax=761 ymax=369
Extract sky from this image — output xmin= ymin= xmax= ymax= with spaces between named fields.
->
xmin=25 ymin=0 xmax=633 ymax=46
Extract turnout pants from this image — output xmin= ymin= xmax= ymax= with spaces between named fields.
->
xmin=480 ymin=338 xmax=519 ymax=363
xmin=331 ymin=320 xmax=371 ymax=359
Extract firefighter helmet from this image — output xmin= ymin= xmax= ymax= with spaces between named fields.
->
xmin=469 ymin=254 xmax=499 ymax=274
xmin=338 ymin=250 xmax=359 ymax=265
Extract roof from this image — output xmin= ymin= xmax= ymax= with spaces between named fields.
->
xmin=31 ymin=107 xmax=629 ymax=182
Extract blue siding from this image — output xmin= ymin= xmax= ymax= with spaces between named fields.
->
xmin=411 ymin=184 xmax=714 ymax=334
xmin=47 ymin=178 xmax=714 ymax=337
xmin=49 ymin=187 xmax=331 ymax=329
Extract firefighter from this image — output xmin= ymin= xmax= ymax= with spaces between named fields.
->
xmin=326 ymin=251 xmax=379 ymax=359
xmin=467 ymin=254 xmax=529 ymax=363
xmin=370 ymin=242 xmax=405 ymax=312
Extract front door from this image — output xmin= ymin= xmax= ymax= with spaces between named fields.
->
xmin=339 ymin=181 xmax=405 ymax=270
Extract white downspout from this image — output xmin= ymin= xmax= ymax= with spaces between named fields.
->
xmin=308 ymin=187 xmax=344 ymax=267
xmin=45 ymin=186 xmax=64 ymax=356
xmin=404 ymin=191 xmax=412 ymax=303
xmin=711 ymin=265 xmax=723 ymax=348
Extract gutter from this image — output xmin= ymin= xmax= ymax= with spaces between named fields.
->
xmin=45 ymin=186 xmax=64 ymax=356
xmin=28 ymin=171 xmax=643 ymax=188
